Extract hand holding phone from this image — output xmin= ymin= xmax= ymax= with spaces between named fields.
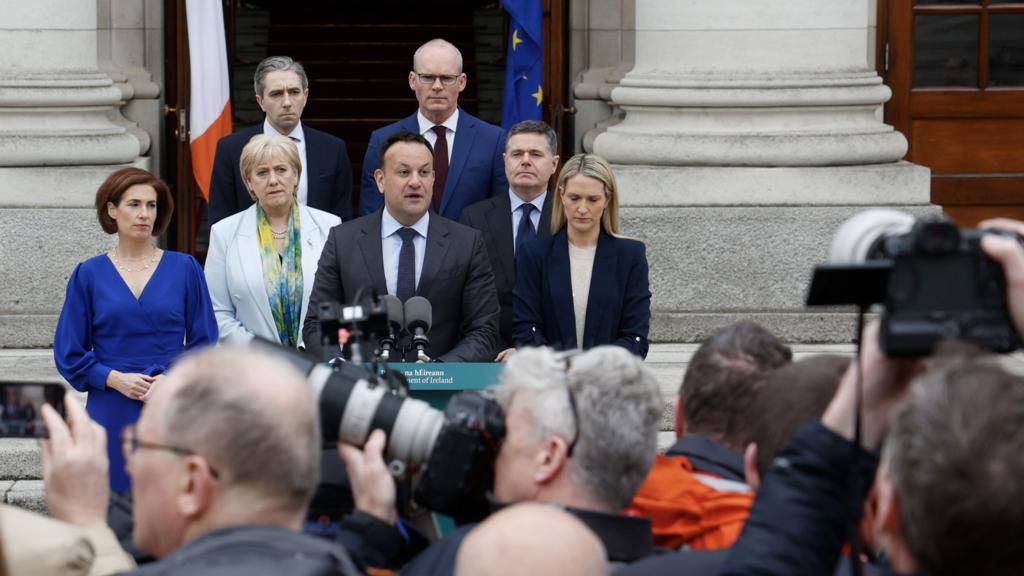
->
xmin=0 ymin=382 xmax=66 ymax=438
xmin=39 ymin=391 xmax=110 ymax=528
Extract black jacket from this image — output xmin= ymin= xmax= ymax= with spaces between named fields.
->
xmin=122 ymin=525 xmax=362 ymax=576
xmin=339 ymin=505 xmax=655 ymax=575
xmin=720 ymin=422 xmax=880 ymax=576
xmin=459 ymin=192 xmax=552 ymax=350
xmin=208 ymin=124 xmax=353 ymax=226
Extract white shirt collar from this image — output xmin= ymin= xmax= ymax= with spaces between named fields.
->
xmin=381 ymin=208 xmax=430 ymax=239
xmin=417 ymin=108 xmax=459 ymax=135
xmin=263 ymin=118 xmax=305 ymax=142
xmin=509 ymin=189 xmax=547 ymax=214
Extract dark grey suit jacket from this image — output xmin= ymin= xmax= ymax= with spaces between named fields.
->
xmin=459 ymin=192 xmax=552 ymax=350
xmin=302 ymin=210 xmax=499 ymax=362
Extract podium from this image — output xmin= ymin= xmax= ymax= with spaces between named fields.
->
xmin=375 ymin=363 xmax=504 ymax=409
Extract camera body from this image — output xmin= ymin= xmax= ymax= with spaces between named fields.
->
xmin=876 ymin=220 xmax=1021 ymax=356
xmin=809 ymin=209 xmax=1023 ymax=357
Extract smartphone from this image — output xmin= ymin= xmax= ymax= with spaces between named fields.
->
xmin=0 ymin=382 xmax=67 ymax=438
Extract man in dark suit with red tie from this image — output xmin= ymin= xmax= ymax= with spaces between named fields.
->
xmin=208 ymin=56 xmax=353 ymax=226
xmin=460 ymin=121 xmax=559 ymax=360
xmin=358 ymin=39 xmax=508 ymax=222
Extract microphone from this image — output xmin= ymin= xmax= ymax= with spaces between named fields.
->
xmin=404 ymin=296 xmax=433 ymax=363
xmin=378 ymin=294 xmax=404 ymax=362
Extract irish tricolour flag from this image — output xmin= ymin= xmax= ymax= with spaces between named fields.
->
xmin=186 ymin=0 xmax=232 ymax=202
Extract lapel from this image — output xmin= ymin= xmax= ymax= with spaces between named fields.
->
xmin=303 ymin=127 xmax=322 ymax=204
xmin=485 ymin=194 xmax=515 ymax=287
xmin=418 ymin=214 xmax=452 ymax=296
xmin=356 ymin=210 xmax=389 ymax=295
xmin=583 ymin=231 xmax=616 ymax=348
xmin=234 ymin=207 xmax=278 ymax=339
xmin=538 ymin=192 xmax=554 ymax=238
xmin=548 ymin=231 xmax=577 ymax=349
xmin=298 ymin=205 xmax=321 ymax=324
xmin=401 ymin=113 xmax=420 ymax=133
xmin=439 ymin=109 xmax=474 ymax=215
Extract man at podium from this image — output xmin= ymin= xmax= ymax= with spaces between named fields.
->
xmin=303 ymin=131 xmax=499 ymax=362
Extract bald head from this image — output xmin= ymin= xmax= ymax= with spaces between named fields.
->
xmin=455 ymin=503 xmax=608 ymax=576
xmin=412 ymin=38 xmax=464 ymax=73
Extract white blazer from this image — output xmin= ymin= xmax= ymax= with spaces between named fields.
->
xmin=205 ymin=203 xmax=341 ymax=348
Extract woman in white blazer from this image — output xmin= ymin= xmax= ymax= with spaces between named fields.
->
xmin=205 ymin=135 xmax=341 ymax=348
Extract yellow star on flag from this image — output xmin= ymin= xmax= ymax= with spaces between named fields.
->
xmin=532 ymin=84 xmax=543 ymax=106
xmin=512 ymin=29 xmax=523 ymax=51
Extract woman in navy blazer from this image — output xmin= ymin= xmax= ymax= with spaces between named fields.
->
xmin=512 ymin=154 xmax=651 ymax=358
xmin=205 ymin=135 xmax=340 ymax=349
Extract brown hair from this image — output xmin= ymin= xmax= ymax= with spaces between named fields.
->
xmin=95 ymin=167 xmax=174 ymax=236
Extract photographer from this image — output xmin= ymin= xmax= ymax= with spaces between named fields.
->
xmin=37 ymin=346 xmax=363 ymax=576
xmin=337 ymin=346 xmax=664 ymax=573
xmin=0 ymin=394 xmax=134 ymax=576
xmin=719 ymin=217 xmax=1024 ymax=576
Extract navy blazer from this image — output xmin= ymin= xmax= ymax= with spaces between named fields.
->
xmin=207 ymin=124 xmax=353 ymax=226
xmin=358 ymin=109 xmax=508 ymax=221
xmin=460 ymin=192 xmax=552 ymax=350
xmin=512 ymin=229 xmax=651 ymax=358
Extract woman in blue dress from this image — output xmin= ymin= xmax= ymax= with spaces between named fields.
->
xmin=54 ymin=167 xmax=217 ymax=491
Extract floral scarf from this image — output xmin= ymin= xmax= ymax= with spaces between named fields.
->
xmin=256 ymin=201 xmax=303 ymax=347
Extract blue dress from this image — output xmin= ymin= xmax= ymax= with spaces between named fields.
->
xmin=54 ymin=251 xmax=218 ymax=491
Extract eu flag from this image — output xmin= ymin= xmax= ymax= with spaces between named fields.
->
xmin=501 ymin=0 xmax=544 ymax=129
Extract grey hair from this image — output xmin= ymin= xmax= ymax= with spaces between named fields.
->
xmin=161 ymin=346 xmax=320 ymax=513
xmin=507 ymin=120 xmax=558 ymax=157
xmin=497 ymin=346 xmax=663 ymax=510
xmin=412 ymin=39 xmax=464 ymax=74
xmin=254 ymin=55 xmax=309 ymax=96
xmin=886 ymin=358 xmax=1024 ymax=575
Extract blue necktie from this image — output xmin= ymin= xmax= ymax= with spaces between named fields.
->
xmin=515 ymin=203 xmax=537 ymax=256
xmin=396 ymin=227 xmax=418 ymax=302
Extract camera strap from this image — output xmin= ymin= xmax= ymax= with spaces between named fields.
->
xmin=847 ymin=305 xmax=867 ymax=576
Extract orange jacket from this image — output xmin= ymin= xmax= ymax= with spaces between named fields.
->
xmin=629 ymin=453 xmax=754 ymax=550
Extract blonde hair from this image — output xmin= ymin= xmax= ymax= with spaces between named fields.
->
xmin=550 ymin=153 xmax=621 ymax=237
xmin=239 ymin=134 xmax=302 ymax=201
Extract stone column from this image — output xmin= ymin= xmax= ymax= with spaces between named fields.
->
xmin=0 ymin=0 xmax=146 ymax=348
xmin=570 ymin=0 xmax=634 ymax=152
xmin=591 ymin=0 xmax=932 ymax=342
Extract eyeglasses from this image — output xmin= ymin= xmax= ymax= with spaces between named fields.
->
xmin=556 ymin=351 xmax=582 ymax=459
xmin=414 ymin=73 xmax=461 ymax=86
xmin=121 ymin=425 xmax=220 ymax=479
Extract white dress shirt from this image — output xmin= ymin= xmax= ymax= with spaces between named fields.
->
xmin=263 ymin=119 xmax=309 ymax=206
xmin=417 ymin=108 xmax=459 ymax=164
xmin=509 ymin=189 xmax=547 ymax=248
xmin=381 ymin=209 xmax=430 ymax=296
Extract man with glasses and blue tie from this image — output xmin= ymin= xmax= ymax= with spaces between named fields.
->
xmin=461 ymin=121 xmax=559 ymax=361
xmin=358 ymin=39 xmax=508 ymax=222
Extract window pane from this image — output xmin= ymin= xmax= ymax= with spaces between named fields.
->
xmin=914 ymin=15 xmax=978 ymax=87
xmin=990 ymin=14 xmax=1024 ymax=86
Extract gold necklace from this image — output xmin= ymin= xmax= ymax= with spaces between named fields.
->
xmin=113 ymin=246 xmax=159 ymax=273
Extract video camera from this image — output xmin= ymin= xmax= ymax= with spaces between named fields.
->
xmin=260 ymin=291 xmax=505 ymax=523
xmin=807 ymin=209 xmax=1023 ymax=356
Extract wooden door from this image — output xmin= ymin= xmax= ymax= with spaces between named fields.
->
xmin=884 ymin=0 xmax=1024 ymax=226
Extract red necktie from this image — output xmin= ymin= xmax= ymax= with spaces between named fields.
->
xmin=431 ymin=125 xmax=449 ymax=212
